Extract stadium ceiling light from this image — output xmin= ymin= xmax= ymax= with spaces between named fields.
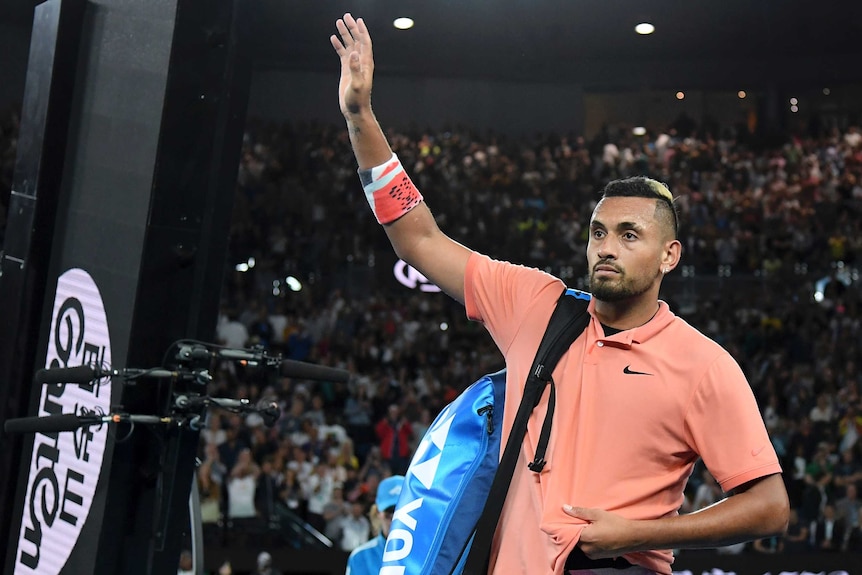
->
xmin=285 ymin=276 xmax=302 ymax=292
xmin=633 ymin=126 xmax=647 ymax=136
xmin=738 ymin=90 xmax=747 ymax=99
xmin=393 ymin=17 xmax=414 ymax=30
xmin=676 ymin=91 xmax=685 ymax=100
xmin=634 ymin=22 xmax=655 ymax=35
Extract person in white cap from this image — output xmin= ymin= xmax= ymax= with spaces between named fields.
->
xmin=345 ymin=475 xmax=405 ymax=575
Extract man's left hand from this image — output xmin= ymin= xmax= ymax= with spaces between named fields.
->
xmin=563 ymin=505 xmax=637 ymax=559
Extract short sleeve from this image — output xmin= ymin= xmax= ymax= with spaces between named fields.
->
xmin=684 ymin=353 xmax=782 ymax=492
xmin=464 ymin=252 xmax=565 ymax=355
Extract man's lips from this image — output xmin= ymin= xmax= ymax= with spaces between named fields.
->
xmin=593 ymin=264 xmax=621 ymax=274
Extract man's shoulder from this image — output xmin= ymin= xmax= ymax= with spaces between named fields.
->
xmin=662 ymin=313 xmax=730 ymax=358
xmin=469 ymin=252 xmax=564 ymax=289
xmin=465 ymin=252 xmax=566 ymax=327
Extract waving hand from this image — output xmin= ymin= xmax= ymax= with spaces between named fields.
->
xmin=330 ymin=13 xmax=374 ymax=118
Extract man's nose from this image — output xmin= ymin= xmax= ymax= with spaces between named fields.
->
xmin=596 ymin=243 xmax=617 ymax=260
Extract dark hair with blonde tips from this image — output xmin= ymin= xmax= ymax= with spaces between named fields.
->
xmin=601 ymin=177 xmax=680 ymax=239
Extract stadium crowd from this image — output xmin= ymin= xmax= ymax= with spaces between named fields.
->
xmin=2 ymin=105 xmax=862 ymax=560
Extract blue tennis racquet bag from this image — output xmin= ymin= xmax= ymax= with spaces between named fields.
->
xmin=379 ymin=288 xmax=591 ymax=575
xmin=379 ymin=369 xmax=506 ymax=575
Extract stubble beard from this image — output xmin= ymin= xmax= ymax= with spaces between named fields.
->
xmin=589 ymin=268 xmax=658 ymax=303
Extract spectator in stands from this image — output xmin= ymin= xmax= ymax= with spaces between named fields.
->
xmin=177 ymin=549 xmax=193 ymax=575
xmin=304 ymin=460 xmax=336 ymax=533
xmin=281 ymin=466 xmax=306 ymax=518
xmin=691 ymin=469 xmax=723 ymax=511
xmin=344 ymin=475 xmax=404 ymax=575
xmin=834 ymin=483 xmax=861 ymax=551
xmin=199 ymin=443 xmax=227 ymax=524
xmin=278 ymin=394 xmax=307 ymax=437
xmin=781 ymin=508 xmax=810 ymax=553
xmin=217 ymin=309 xmax=250 ymax=350
xmin=343 ymin=383 xmax=375 ymax=460
xmin=252 ymin=551 xmax=282 ymax=575
xmin=255 ymin=454 xmax=283 ymax=523
xmin=374 ymin=403 xmax=413 ymax=476
xmin=812 ymin=503 xmax=847 ymax=551
xmin=202 ymin=413 xmax=227 ymax=447
xmin=803 ymin=441 xmax=835 ymax=505
xmin=218 ymin=424 xmax=250 ymax=473
xmin=832 ymin=446 xmax=862 ymax=499
xmin=837 ymin=403 xmax=862 ymax=454
xmin=332 ymin=500 xmax=372 ymax=552
xmin=227 ymin=448 xmax=260 ymax=521
xmin=323 ymin=486 xmax=352 ymax=540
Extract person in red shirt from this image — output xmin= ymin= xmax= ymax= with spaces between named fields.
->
xmin=374 ymin=404 xmax=414 ymax=475
xmin=329 ymin=13 xmax=789 ymax=575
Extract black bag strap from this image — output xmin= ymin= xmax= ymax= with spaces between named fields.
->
xmin=461 ymin=288 xmax=591 ymax=575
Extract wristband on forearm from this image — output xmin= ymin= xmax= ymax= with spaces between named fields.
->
xmin=358 ymin=153 xmax=423 ymax=224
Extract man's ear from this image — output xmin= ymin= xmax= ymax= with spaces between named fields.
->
xmin=661 ymin=239 xmax=682 ymax=273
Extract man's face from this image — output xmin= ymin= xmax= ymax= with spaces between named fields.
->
xmin=379 ymin=508 xmax=394 ymax=537
xmin=179 ymin=552 xmax=192 ymax=570
xmin=587 ymin=196 xmax=668 ymax=302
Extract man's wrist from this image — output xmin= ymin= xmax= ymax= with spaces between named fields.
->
xmin=343 ymin=102 xmax=373 ymax=121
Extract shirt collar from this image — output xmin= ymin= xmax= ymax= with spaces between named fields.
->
xmin=588 ymin=299 xmax=675 ymax=347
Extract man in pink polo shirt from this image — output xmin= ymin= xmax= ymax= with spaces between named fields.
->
xmin=330 ymin=14 xmax=789 ymax=575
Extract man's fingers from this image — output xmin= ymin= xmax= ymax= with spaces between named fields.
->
xmin=356 ymin=17 xmax=374 ymax=56
xmin=332 ymin=14 xmax=373 ymax=60
xmin=335 ymin=17 xmax=356 ymax=50
xmin=563 ymin=505 xmax=599 ymax=521
xmin=329 ymin=34 xmax=347 ymax=56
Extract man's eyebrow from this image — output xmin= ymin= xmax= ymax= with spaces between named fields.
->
xmin=616 ymin=221 xmax=645 ymax=232
xmin=590 ymin=219 xmax=645 ymax=232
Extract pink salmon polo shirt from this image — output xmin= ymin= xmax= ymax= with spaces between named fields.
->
xmin=464 ymin=253 xmax=781 ymax=575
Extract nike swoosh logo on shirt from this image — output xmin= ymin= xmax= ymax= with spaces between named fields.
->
xmin=751 ymin=445 xmax=767 ymax=457
xmin=623 ymin=365 xmax=653 ymax=376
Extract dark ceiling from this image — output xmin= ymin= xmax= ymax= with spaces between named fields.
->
xmin=3 ymin=0 xmax=862 ymax=89
xmin=252 ymin=0 xmax=862 ymax=88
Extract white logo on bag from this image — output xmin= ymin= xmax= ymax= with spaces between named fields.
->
xmin=379 ymin=408 xmax=456 ymax=574
xmin=381 ymin=498 xmax=423 ymax=567
xmin=407 ymin=408 xmax=455 ymax=489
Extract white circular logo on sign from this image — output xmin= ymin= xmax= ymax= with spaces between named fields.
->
xmin=15 ymin=268 xmax=112 ymax=574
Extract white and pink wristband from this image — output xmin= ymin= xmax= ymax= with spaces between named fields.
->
xmin=358 ymin=153 xmax=424 ymax=224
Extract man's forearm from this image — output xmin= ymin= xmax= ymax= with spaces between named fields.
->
xmin=627 ymin=474 xmax=789 ymax=552
xmin=345 ymin=107 xmax=392 ymax=169
xmin=342 ymin=99 xmax=471 ymax=303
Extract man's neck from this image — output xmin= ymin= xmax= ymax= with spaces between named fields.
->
xmin=593 ymin=296 xmax=660 ymax=331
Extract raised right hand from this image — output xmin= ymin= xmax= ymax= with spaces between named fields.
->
xmin=330 ymin=13 xmax=374 ymax=118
